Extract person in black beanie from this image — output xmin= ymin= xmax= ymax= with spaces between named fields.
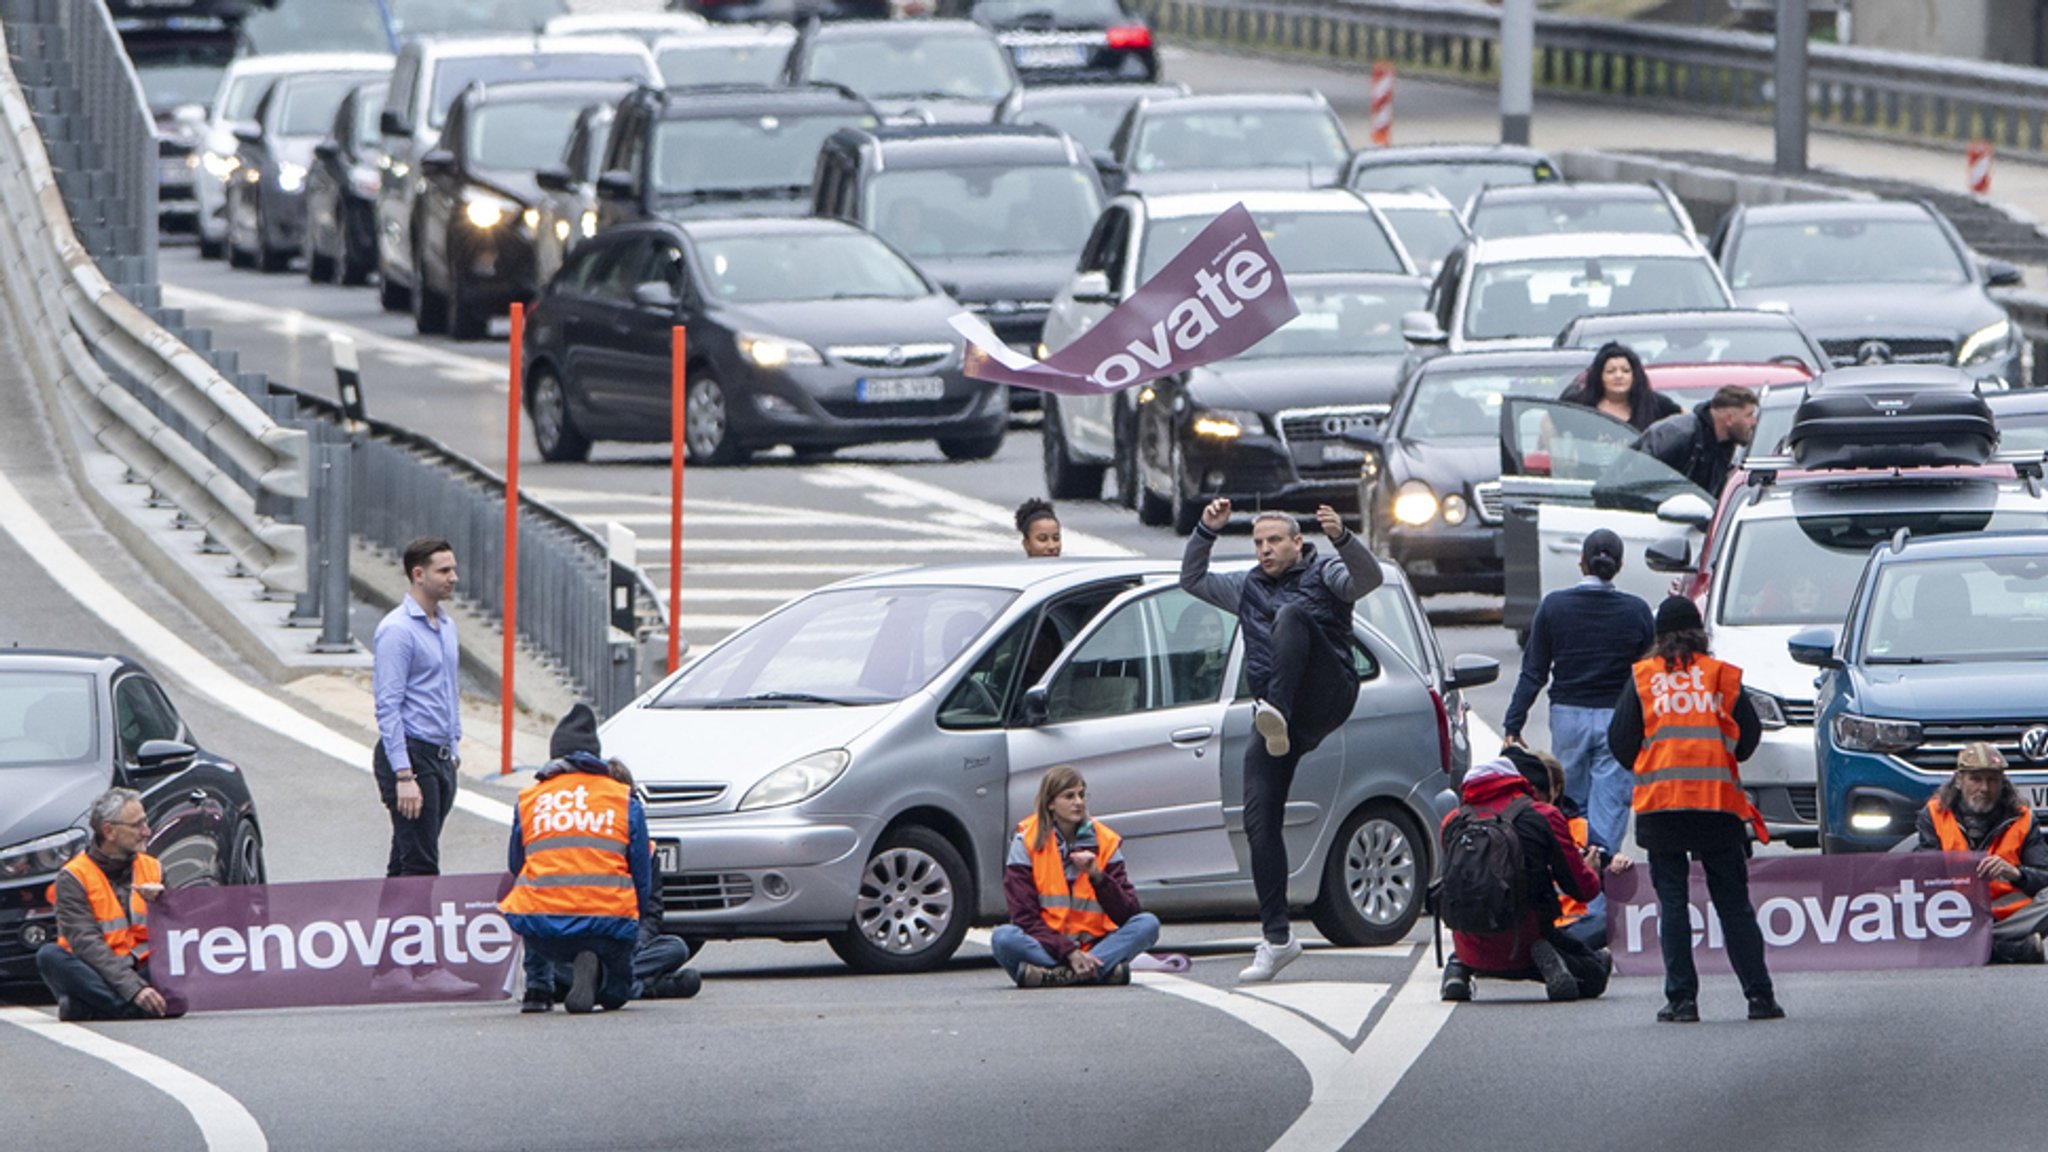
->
xmin=1609 ymin=595 xmax=1779 ymax=1024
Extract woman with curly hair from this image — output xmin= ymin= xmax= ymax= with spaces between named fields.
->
xmin=1015 ymin=498 xmax=1062 ymax=558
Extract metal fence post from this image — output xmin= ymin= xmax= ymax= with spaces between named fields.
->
xmin=312 ymin=429 xmax=355 ymax=653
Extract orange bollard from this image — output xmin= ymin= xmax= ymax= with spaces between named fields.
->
xmin=669 ymin=326 xmax=687 ymax=674
xmin=502 ymin=303 xmax=523 ymax=775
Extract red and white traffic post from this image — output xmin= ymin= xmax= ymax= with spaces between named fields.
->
xmin=1369 ymin=62 xmax=1394 ymax=147
xmin=1967 ymin=139 xmax=1993 ymax=195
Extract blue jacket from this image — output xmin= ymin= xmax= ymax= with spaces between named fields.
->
xmin=505 ymin=757 xmax=652 ymax=942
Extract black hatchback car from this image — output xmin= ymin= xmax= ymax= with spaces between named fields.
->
xmin=521 ymin=218 xmax=1005 ymax=465
xmin=938 ymin=0 xmax=1159 ymax=85
xmin=226 ymin=66 xmax=391 ymax=272
xmin=304 ymin=81 xmax=386 ymax=286
xmin=0 ymin=651 xmax=265 ymax=986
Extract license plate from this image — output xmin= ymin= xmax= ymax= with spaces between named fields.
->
xmin=1321 ymin=443 xmax=1366 ymax=464
xmin=856 ymin=376 xmax=945 ymax=402
xmin=655 ymin=840 xmax=681 ymax=873
xmin=1015 ymin=44 xmax=1089 ymax=69
xmin=2027 ymin=784 xmax=2048 ymax=811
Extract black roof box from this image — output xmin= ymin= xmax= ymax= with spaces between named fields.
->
xmin=1786 ymin=366 xmax=1996 ymax=469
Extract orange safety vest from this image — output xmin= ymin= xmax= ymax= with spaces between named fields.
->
xmin=1556 ymin=814 xmax=1591 ymax=929
xmin=499 ymin=774 xmax=637 ymax=922
xmin=1017 ymin=815 xmax=1123 ymax=947
xmin=54 ymin=852 xmax=162 ymax=962
xmin=1928 ymin=801 xmax=2035 ymax=921
xmin=1629 ymin=655 xmax=1750 ymax=820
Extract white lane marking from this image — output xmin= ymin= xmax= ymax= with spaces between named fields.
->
xmin=1236 ymin=981 xmax=1390 ymax=1041
xmin=0 ymin=1005 xmax=268 ymax=1151
xmin=0 ymin=474 xmax=515 ymax=827
xmin=162 ymin=283 xmax=505 ymax=385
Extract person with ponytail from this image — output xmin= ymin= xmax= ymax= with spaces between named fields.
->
xmin=1501 ymin=529 xmax=1656 ymax=861
xmin=1015 ymin=498 xmax=1062 ymax=558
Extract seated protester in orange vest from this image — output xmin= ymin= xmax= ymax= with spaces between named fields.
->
xmin=992 ymin=766 xmax=1160 ymax=987
xmin=501 ymin=705 xmax=652 ymax=1014
xmin=1512 ymin=747 xmax=1634 ymax=952
xmin=1913 ymin=741 xmax=2048 ymax=964
xmin=1440 ymin=756 xmax=1610 ymax=1003
xmin=1608 ymin=595 xmax=1781 ymax=1024
xmin=36 ymin=788 xmax=184 ymax=1022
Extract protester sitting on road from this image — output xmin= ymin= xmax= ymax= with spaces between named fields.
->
xmin=1508 ymin=746 xmax=1633 ymax=952
xmin=1913 ymin=741 xmax=2048 ymax=964
xmin=992 ymin=765 xmax=1160 ymax=987
xmin=502 ymin=705 xmax=658 ymax=1014
xmin=1439 ymin=757 xmax=1610 ymax=1003
xmin=36 ymin=787 xmax=185 ymax=1022
xmin=1015 ymin=497 xmax=1062 ymax=558
xmin=1629 ymin=385 xmax=1759 ymax=497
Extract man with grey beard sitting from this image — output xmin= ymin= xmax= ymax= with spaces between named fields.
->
xmin=1915 ymin=742 xmax=2048 ymax=964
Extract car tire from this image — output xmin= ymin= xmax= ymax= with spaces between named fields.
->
xmin=1310 ymin=804 xmax=1424 ymax=947
xmin=1112 ymin=399 xmax=1138 ymax=510
xmin=1169 ymin=442 xmax=1203 ymax=536
xmin=827 ymin=825 xmax=972 ymax=974
xmin=1041 ymin=396 xmax=1103 ymax=500
xmin=684 ymin=371 xmax=749 ymax=466
xmin=530 ymin=366 xmax=591 ymax=463
xmin=225 ymin=818 xmax=266 ymax=886
xmin=1135 ymin=417 xmax=1171 ymax=527
xmin=308 ymin=244 xmax=337 ymax=284
xmin=341 ymin=223 xmax=374 ymax=287
xmin=199 ymin=232 xmax=224 ymax=261
xmin=937 ymin=431 xmax=1003 ymax=461
xmin=447 ymin=277 xmax=489 ymax=342
xmin=378 ymin=265 xmax=409 ymax=311
xmin=256 ymin=208 xmax=290 ymax=273
xmin=412 ymin=242 xmax=448 ymax=335
xmin=227 ymin=212 xmax=255 ymax=269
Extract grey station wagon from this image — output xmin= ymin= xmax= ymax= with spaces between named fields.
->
xmin=600 ymin=556 xmax=1498 ymax=973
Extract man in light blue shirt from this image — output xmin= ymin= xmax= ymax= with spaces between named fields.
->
xmin=372 ymin=537 xmax=463 ymax=877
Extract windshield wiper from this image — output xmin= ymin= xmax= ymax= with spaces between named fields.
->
xmin=663 ymin=186 xmax=776 ymax=202
xmin=1864 ymin=655 xmax=1953 ymax=665
xmin=722 ymin=691 xmax=858 ymax=707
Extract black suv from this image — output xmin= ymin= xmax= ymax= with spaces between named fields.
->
xmin=597 ymin=84 xmax=879 ymax=230
xmin=811 ymin=124 xmax=1103 ymax=363
xmin=938 ymin=0 xmax=1159 ymax=85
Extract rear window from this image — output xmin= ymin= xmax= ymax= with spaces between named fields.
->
xmin=428 ymin=52 xmax=648 ymax=128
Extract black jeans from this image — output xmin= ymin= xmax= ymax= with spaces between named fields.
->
xmin=34 ymin=945 xmax=182 ymax=1020
xmin=1244 ymin=604 xmax=1359 ymax=944
xmin=1648 ymin=842 xmax=1774 ymax=1003
xmin=524 ymin=919 xmax=689 ymax=1000
xmin=520 ymin=934 xmax=636 ymax=1010
xmin=374 ymin=737 xmax=459 ymax=877
xmin=1445 ymin=925 xmax=1610 ymax=999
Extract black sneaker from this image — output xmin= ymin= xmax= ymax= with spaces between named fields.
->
xmin=1530 ymin=939 xmax=1579 ymax=1002
xmin=520 ymin=991 xmax=553 ymax=1014
xmin=1440 ymin=961 xmax=1472 ymax=1002
xmin=565 ymin=951 xmax=601 ymax=1015
xmin=55 ymin=996 xmax=75 ymax=1022
xmin=1746 ymin=994 xmax=1786 ymax=1021
xmin=1100 ymin=962 xmax=1131 ymax=986
xmin=1656 ymin=998 xmax=1700 ymax=1023
xmin=647 ymin=969 xmax=702 ymax=1000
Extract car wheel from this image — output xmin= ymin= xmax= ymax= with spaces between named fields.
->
xmin=1135 ymin=418 xmax=1171 ymax=527
xmin=308 ymin=243 xmax=337 ymax=284
xmin=198 ymin=232 xmax=224 ymax=261
xmin=341 ymin=225 xmax=374 ymax=287
xmin=1310 ymin=804 xmax=1424 ymax=947
xmin=937 ymin=431 xmax=1003 ymax=461
xmin=256 ymin=209 xmax=290 ymax=273
xmin=529 ymin=367 xmax=591 ymax=463
xmin=411 ymin=242 xmax=448 ymax=335
xmin=1041 ymin=396 xmax=1103 ymax=500
xmin=827 ymin=825 xmax=971 ymax=974
xmin=226 ymin=818 xmax=265 ymax=886
xmin=227 ymin=207 xmax=255 ymax=269
xmin=1168 ymin=442 xmax=1203 ymax=536
xmin=1112 ymin=399 xmax=1138 ymax=509
xmin=447 ymin=276 xmax=488 ymax=342
xmin=378 ymin=264 xmax=409 ymax=311
xmin=684 ymin=371 xmax=749 ymax=466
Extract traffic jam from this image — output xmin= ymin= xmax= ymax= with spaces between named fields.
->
xmin=10 ymin=0 xmax=2048 ymax=1039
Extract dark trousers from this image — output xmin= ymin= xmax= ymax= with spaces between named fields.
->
xmin=34 ymin=945 xmax=182 ymax=1020
xmin=374 ymin=737 xmax=459 ymax=877
xmin=524 ymin=920 xmax=689 ymax=999
xmin=1445 ymin=925 xmax=1610 ymax=999
xmin=1648 ymin=843 xmax=1774 ymax=1003
xmin=520 ymin=934 xmax=636 ymax=1010
xmin=1245 ymin=604 xmax=1359 ymax=944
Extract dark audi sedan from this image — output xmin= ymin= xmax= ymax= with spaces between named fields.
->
xmin=0 ymin=651 xmax=265 ymax=986
xmin=522 ymin=218 xmax=1006 ymax=464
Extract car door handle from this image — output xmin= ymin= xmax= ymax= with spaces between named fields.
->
xmin=1546 ymin=535 xmax=1584 ymax=553
xmin=1169 ymin=726 xmax=1213 ymax=746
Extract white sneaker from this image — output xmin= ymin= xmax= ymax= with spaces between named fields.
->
xmin=412 ymin=968 xmax=480 ymax=997
xmin=368 ymin=967 xmax=417 ymax=995
xmin=1253 ymin=700 xmax=1290 ymax=757
xmin=1237 ymin=933 xmax=1303 ymax=983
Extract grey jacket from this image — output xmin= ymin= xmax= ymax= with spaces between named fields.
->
xmin=52 ymin=847 xmax=149 ymax=1002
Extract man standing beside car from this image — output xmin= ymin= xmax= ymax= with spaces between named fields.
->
xmin=373 ymin=537 xmax=462 ymax=877
xmin=1182 ymin=500 xmax=1381 ymax=983
xmin=1913 ymin=742 xmax=2048 ymax=964
xmin=1629 ymin=385 xmax=1759 ymax=496
xmin=35 ymin=788 xmax=184 ymax=1021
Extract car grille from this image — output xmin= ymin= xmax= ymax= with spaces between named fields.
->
xmin=829 ymin=342 xmax=953 ymax=369
xmin=817 ymin=397 xmax=976 ymax=421
xmin=1787 ymin=785 xmax=1818 ymax=822
xmin=1278 ymin=405 xmax=1388 ymax=481
xmin=964 ymin=302 xmax=1050 ymax=348
xmin=1782 ymin=699 xmax=1816 ymax=726
xmin=641 ymin=782 xmax=726 ymax=819
xmin=1821 ymin=337 xmax=1956 ymax=367
xmin=1897 ymin=719 xmax=2048 ymax=773
xmin=1473 ymin=481 xmax=1503 ymax=525
xmin=661 ymin=872 xmax=753 ymax=912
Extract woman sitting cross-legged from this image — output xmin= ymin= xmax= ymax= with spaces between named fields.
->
xmin=992 ymin=766 xmax=1160 ymax=987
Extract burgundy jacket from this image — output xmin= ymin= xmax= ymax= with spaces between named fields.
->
xmin=1002 ymin=827 xmax=1143 ymax=963
xmin=1444 ymin=769 xmax=1601 ymax=973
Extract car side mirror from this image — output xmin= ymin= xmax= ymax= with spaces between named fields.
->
xmin=232 ymin=124 xmax=262 ymax=146
xmin=418 ymin=149 xmax=455 ymax=178
xmin=313 ymin=139 xmax=339 ymax=162
xmin=1069 ymin=269 xmax=1114 ymax=304
xmin=133 ymin=739 xmax=197 ymax=774
xmin=1655 ymin=492 xmax=1714 ymax=528
xmin=596 ymin=170 xmax=637 ymax=201
xmin=1021 ymin=686 xmax=1049 ymax=727
xmin=1402 ymin=310 xmax=1447 ymax=346
xmin=173 ymin=102 xmax=206 ymax=131
xmin=631 ymin=281 xmax=678 ymax=311
xmin=1787 ymin=627 xmax=1841 ymax=669
xmin=378 ymin=108 xmax=409 ymax=138
xmin=535 ymin=165 xmax=573 ymax=193
xmin=1984 ymin=259 xmax=2024 ymax=288
xmin=1643 ymin=535 xmax=1694 ymax=573
xmin=1446 ymin=653 xmax=1499 ymax=691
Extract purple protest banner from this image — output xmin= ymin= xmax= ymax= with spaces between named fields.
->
xmin=948 ymin=202 xmax=1298 ymax=396
xmin=1604 ymin=851 xmax=1992 ymax=976
xmin=154 ymin=873 xmax=518 ymax=1011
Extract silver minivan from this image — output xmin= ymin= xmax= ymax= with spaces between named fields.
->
xmin=600 ymin=556 xmax=1497 ymax=973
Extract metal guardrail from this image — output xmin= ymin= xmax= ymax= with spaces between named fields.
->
xmin=1133 ymin=0 xmax=2048 ymax=157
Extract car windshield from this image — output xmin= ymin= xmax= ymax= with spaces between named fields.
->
xmin=1132 ymin=108 xmax=1347 ymax=173
xmin=1565 ymin=322 xmax=1816 ymax=368
xmin=654 ymin=586 xmax=1015 ymax=707
xmin=653 ymin=112 xmax=876 ymax=196
xmin=867 ymin=165 xmax=1100 ymax=260
xmin=657 ymin=42 xmax=790 ymax=87
xmin=0 ymin=671 xmax=98 ymax=767
xmin=1862 ymin=554 xmax=2048 ymax=663
xmin=1469 ymin=195 xmax=1682 ymax=240
xmin=1140 ymin=209 xmax=1404 ymax=281
xmin=1350 ymin=160 xmax=1546 ymax=207
xmin=1009 ymin=95 xmax=1143 ymax=153
xmin=391 ymin=0 xmax=568 ymax=38
xmin=219 ymin=73 xmax=276 ymax=123
xmin=279 ymin=76 xmax=373 ymax=138
xmin=240 ymin=0 xmax=392 ymax=53
xmin=1464 ymin=256 xmax=1728 ymax=342
xmin=1400 ymin=369 xmax=1572 ymax=439
xmin=804 ymin=34 xmax=1015 ymax=103
xmin=467 ymin=100 xmax=587 ymax=172
xmin=974 ymin=0 xmax=1127 ymax=21
xmin=429 ymin=53 xmax=648 ymax=129
xmin=1242 ymin=283 xmax=1421 ymax=359
xmin=138 ymin=63 xmax=226 ymax=110
xmin=1378 ymin=206 xmax=1465 ymax=275
xmin=1721 ymin=507 xmax=2048 ymax=627
xmin=1726 ymin=217 xmax=1970 ymax=289
xmin=696 ymin=232 xmax=930 ymax=303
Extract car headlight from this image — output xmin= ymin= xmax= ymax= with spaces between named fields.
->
xmin=1441 ymin=493 xmax=1469 ymax=526
xmin=202 ymin=150 xmax=238 ymax=180
xmin=276 ymin=161 xmax=307 ymax=192
xmin=738 ymin=749 xmax=851 ymax=811
xmin=738 ymin=332 xmax=824 ymax=369
xmin=1751 ymin=690 xmax=1787 ymax=730
xmin=0 ymin=826 xmax=89 ymax=882
xmin=464 ymin=192 xmax=517 ymax=229
xmin=521 ymin=207 xmax=540 ymax=231
xmin=1191 ymin=407 xmax=1260 ymax=439
xmin=578 ymin=209 xmax=597 ymax=239
xmin=1832 ymin=713 xmax=1922 ymax=754
xmin=1392 ymin=480 xmax=1438 ymax=526
xmin=1960 ymin=318 xmax=2014 ymax=367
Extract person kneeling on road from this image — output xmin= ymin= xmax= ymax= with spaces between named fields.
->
xmin=36 ymin=788 xmax=185 ymax=1022
xmin=1439 ymin=757 xmax=1610 ymax=1003
xmin=992 ymin=766 xmax=1159 ymax=988
xmin=1915 ymin=741 xmax=2048 ymax=964
xmin=1514 ymin=747 xmax=1634 ymax=952
xmin=501 ymin=705 xmax=658 ymax=1014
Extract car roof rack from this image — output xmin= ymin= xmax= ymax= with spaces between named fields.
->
xmin=1745 ymin=447 xmax=2046 ymax=489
